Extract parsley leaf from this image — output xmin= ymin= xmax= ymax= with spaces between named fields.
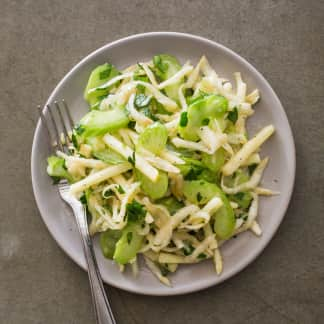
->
xmin=128 ymin=121 xmax=136 ymax=130
xmin=140 ymin=106 xmax=158 ymax=121
xmin=183 ymin=164 xmax=205 ymax=181
xmin=197 ymin=253 xmax=207 ymax=260
xmin=117 ymin=185 xmax=125 ymax=194
xmin=184 ymin=88 xmax=194 ymax=97
xmin=179 ymin=112 xmax=188 ymax=127
xmin=51 ymin=176 xmax=61 ymax=185
xmin=234 ymin=192 xmax=245 ymax=200
xmin=227 ymin=107 xmax=238 ymax=124
xmin=201 ymin=118 xmax=210 ymax=126
xmin=159 ymin=265 xmax=170 ymax=277
xmin=248 ymin=163 xmax=258 ymax=175
xmin=183 ymin=244 xmax=195 ymax=256
xmin=74 ymin=124 xmax=85 ymax=135
xmin=71 ymin=133 xmax=79 ymax=149
xmin=134 ymin=94 xmax=152 ymax=108
xmin=103 ymin=189 xmax=114 ymax=199
xmin=127 ymin=152 xmax=136 ymax=166
xmin=126 ymin=200 xmax=146 ymax=224
xmin=80 ymin=194 xmax=87 ymax=205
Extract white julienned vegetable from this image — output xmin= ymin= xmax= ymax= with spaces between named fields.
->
xmin=157 ymin=64 xmax=193 ymax=89
xmin=140 ymin=62 xmax=159 ymax=87
xmin=171 ymin=137 xmax=212 ymax=154
xmin=222 ymin=125 xmax=275 ymax=176
xmin=69 ymin=163 xmax=132 ymax=194
xmin=153 ymin=205 xmax=200 ymax=250
xmin=103 ymin=134 xmax=159 ymax=182
xmin=47 ymin=54 xmax=277 ymax=286
xmin=179 ymin=197 xmax=223 ymax=230
xmin=139 ymin=148 xmax=180 ymax=174
xmin=221 ymin=158 xmax=269 ymax=194
xmin=88 ymin=72 xmax=134 ymax=93
xmin=197 ymin=126 xmax=228 ymax=154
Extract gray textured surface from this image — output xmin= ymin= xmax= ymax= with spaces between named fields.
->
xmin=1 ymin=0 xmax=323 ymax=323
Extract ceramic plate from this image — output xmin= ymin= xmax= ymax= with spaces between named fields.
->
xmin=31 ymin=32 xmax=295 ymax=295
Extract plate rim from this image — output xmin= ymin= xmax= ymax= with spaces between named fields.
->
xmin=31 ymin=31 xmax=296 ymax=296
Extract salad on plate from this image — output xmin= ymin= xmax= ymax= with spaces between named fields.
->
xmin=47 ymin=54 xmax=276 ymax=286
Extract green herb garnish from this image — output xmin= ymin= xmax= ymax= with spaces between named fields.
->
xmin=180 ymin=112 xmax=188 ymax=127
xmin=201 ymin=118 xmax=210 ymax=126
xmin=184 ymin=88 xmax=194 ymax=97
xmin=197 ymin=253 xmax=207 ymax=260
xmin=103 ymin=189 xmax=114 ymax=199
xmin=227 ymin=107 xmax=238 ymax=124
xmin=134 ymin=94 xmax=152 ymax=108
xmin=234 ymin=192 xmax=245 ymax=200
xmin=80 ymin=194 xmax=87 ymax=204
xmin=183 ymin=244 xmax=195 ymax=256
xmin=117 ymin=185 xmax=125 ymax=194
xmin=160 ymin=265 xmax=170 ymax=277
xmin=126 ymin=200 xmax=146 ymax=223
xmin=248 ymin=163 xmax=258 ymax=175
xmin=74 ymin=124 xmax=85 ymax=135
xmin=127 ymin=152 xmax=136 ymax=165
xmin=71 ymin=133 xmax=78 ymax=148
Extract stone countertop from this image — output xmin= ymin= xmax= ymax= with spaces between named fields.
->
xmin=1 ymin=0 xmax=323 ymax=323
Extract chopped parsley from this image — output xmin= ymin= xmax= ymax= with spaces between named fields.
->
xmin=126 ymin=200 xmax=146 ymax=223
xmin=117 ymin=185 xmax=125 ymax=194
xmin=127 ymin=151 xmax=136 ymax=165
xmin=183 ymin=244 xmax=195 ymax=256
xmin=140 ymin=106 xmax=158 ymax=121
xmin=179 ymin=112 xmax=188 ymax=127
xmin=103 ymin=189 xmax=114 ymax=199
xmin=80 ymin=194 xmax=87 ymax=205
xmin=71 ymin=133 xmax=78 ymax=148
xmin=234 ymin=192 xmax=245 ymax=200
xmin=128 ymin=120 xmax=136 ymax=130
xmin=235 ymin=212 xmax=248 ymax=221
xmin=184 ymin=88 xmax=194 ymax=97
xmin=134 ymin=93 xmax=152 ymax=108
xmin=248 ymin=163 xmax=258 ymax=175
xmin=227 ymin=107 xmax=238 ymax=124
xmin=51 ymin=176 xmax=61 ymax=185
xmin=74 ymin=124 xmax=85 ymax=135
xmin=201 ymin=118 xmax=210 ymax=126
xmin=197 ymin=253 xmax=207 ymax=260
xmin=184 ymin=164 xmax=205 ymax=181
xmin=159 ymin=265 xmax=170 ymax=277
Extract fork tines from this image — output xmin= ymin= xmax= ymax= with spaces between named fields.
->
xmin=38 ymin=100 xmax=75 ymax=153
xmin=57 ymin=179 xmax=70 ymax=191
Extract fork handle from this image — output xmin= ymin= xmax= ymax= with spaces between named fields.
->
xmin=72 ymin=204 xmax=116 ymax=324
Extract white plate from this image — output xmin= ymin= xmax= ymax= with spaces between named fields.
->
xmin=31 ymin=32 xmax=295 ymax=295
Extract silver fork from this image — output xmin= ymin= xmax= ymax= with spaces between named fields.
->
xmin=38 ymin=100 xmax=116 ymax=324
